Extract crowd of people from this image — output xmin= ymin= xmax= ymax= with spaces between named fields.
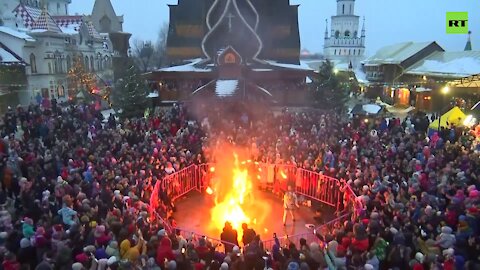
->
xmin=0 ymin=99 xmax=478 ymax=270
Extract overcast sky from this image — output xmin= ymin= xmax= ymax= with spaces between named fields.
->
xmin=70 ymin=0 xmax=479 ymax=56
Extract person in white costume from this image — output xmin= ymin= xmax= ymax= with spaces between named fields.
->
xmin=283 ymin=185 xmax=299 ymax=226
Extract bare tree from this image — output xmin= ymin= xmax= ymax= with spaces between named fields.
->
xmin=132 ymin=39 xmax=154 ymax=72
xmin=154 ymin=22 xmax=169 ymax=68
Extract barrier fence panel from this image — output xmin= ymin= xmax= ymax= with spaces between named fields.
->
xmin=148 ymin=162 xmax=358 ymax=248
xmin=294 ymin=168 xmax=341 ymax=207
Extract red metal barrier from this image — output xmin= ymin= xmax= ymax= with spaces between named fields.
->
xmin=148 ymin=163 xmax=358 ymax=248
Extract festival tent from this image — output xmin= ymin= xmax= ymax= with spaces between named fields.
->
xmin=428 ymin=106 xmax=466 ymax=130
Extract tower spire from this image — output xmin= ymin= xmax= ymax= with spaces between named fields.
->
xmin=324 ymin=19 xmax=329 ymax=39
xmin=465 ymin=31 xmax=472 ymax=51
xmin=361 ymin=16 xmax=365 ymax=37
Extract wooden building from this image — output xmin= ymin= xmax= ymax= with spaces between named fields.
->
xmin=147 ymin=0 xmax=314 ymax=105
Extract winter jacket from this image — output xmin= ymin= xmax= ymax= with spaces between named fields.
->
xmin=436 ymin=226 xmax=456 ymax=249
xmin=22 ymin=223 xmax=35 ymax=238
xmin=156 ymin=237 xmax=175 ymax=266
xmin=57 ymin=206 xmax=76 ymax=226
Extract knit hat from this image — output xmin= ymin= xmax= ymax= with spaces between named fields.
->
xmin=80 ymin=215 xmax=90 ymax=224
xmin=157 ymin=229 xmax=166 ymax=237
xmin=83 ymin=245 xmax=96 ymax=253
xmin=94 ymin=225 xmax=106 ymax=238
xmin=220 ymin=262 xmax=229 ymax=270
xmin=167 ymin=260 xmax=177 ymax=270
xmin=425 ymin=205 xmax=433 ymax=215
xmin=22 ymin=217 xmax=33 ymax=226
xmin=20 ymin=238 xmax=31 ymax=248
xmin=469 ymin=190 xmax=479 ymax=198
xmin=75 ymin=253 xmax=89 ymax=263
xmin=106 ymin=241 xmax=119 ymax=257
xmin=364 ymin=264 xmax=374 ymax=270
xmin=415 ymin=252 xmax=424 ymax=263
xmin=72 ymin=262 xmax=84 ymax=270
xmin=287 ymin=262 xmax=300 ymax=270
xmin=443 ymin=248 xmax=454 ymax=257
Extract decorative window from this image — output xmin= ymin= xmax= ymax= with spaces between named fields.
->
xmin=66 ymin=55 xmax=71 ymax=71
xmin=334 ymin=49 xmax=336 ymax=55
xmin=335 ymin=31 xmax=340 ymax=38
xmin=90 ymin=56 xmax=95 ymax=71
xmin=85 ymin=56 xmax=89 ymax=72
xmin=342 ymin=4 xmax=345 ymax=14
xmin=57 ymin=85 xmax=65 ymax=97
xmin=224 ymin=53 xmax=236 ymax=64
xmin=48 ymin=62 xmax=52 ymax=74
xmin=30 ymin=53 xmax=37 ymax=73
xmin=345 ymin=30 xmax=350 ymax=37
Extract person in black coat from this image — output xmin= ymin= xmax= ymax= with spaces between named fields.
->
xmin=17 ymin=237 xmax=37 ymax=269
xmin=241 ymin=223 xmax=256 ymax=246
xmin=220 ymin=222 xmax=239 ymax=254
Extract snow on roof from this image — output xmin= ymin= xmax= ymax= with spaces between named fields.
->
xmin=405 ymin=51 xmax=480 ymax=78
xmin=215 ymin=80 xmax=238 ymax=97
xmin=60 ymin=26 xmax=79 ymax=35
xmin=0 ymin=48 xmax=21 ymax=63
xmin=354 ymin=69 xmax=368 ymax=84
xmin=414 ymin=87 xmax=432 ymax=93
xmin=252 ymin=68 xmax=273 ymax=71
xmin=158 ymin=58 xmax=211 ymax=72
xmin=362 ymin=104 xmax=382 ymax=114
xmin=0 ymin=27 xmax=35 ymax=42
xmin=266 ymin=60 xmax=313 ymax=71
xmin=147 ymin=92 xmax=159 ymax=98
xmin=364 ymin=41 xmax=439 ymax=65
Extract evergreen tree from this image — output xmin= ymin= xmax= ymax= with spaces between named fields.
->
xmin=114 ymin=65 xmax=148 ymax=118
xmin=310 ymin=60 xmax=350 ymax=113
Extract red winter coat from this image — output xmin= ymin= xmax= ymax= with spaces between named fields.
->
xmin=156 ymin=237 xmax=175 ymax=266
xmin=351 ymin=237 xmax=369 ymax=252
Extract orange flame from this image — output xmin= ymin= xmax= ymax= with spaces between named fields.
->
xmin=210 ymin=167 xmax=215 ymax=173
xmin=210 ymin=153 xmax=252 ymax=242
xmin=280 ymin=171 xmax=288 ymax=179
xmin=206 ymin=187 xmax=213 ymax=195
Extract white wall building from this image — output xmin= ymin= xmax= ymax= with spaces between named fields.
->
xmin=0 ymin=0 xmax=122 ymax=105
xmin=324 ymin=0 xmax=366 ymax=69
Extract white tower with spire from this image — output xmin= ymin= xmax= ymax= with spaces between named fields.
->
xmin=324 ymin=0 xmax=366 ymax=68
